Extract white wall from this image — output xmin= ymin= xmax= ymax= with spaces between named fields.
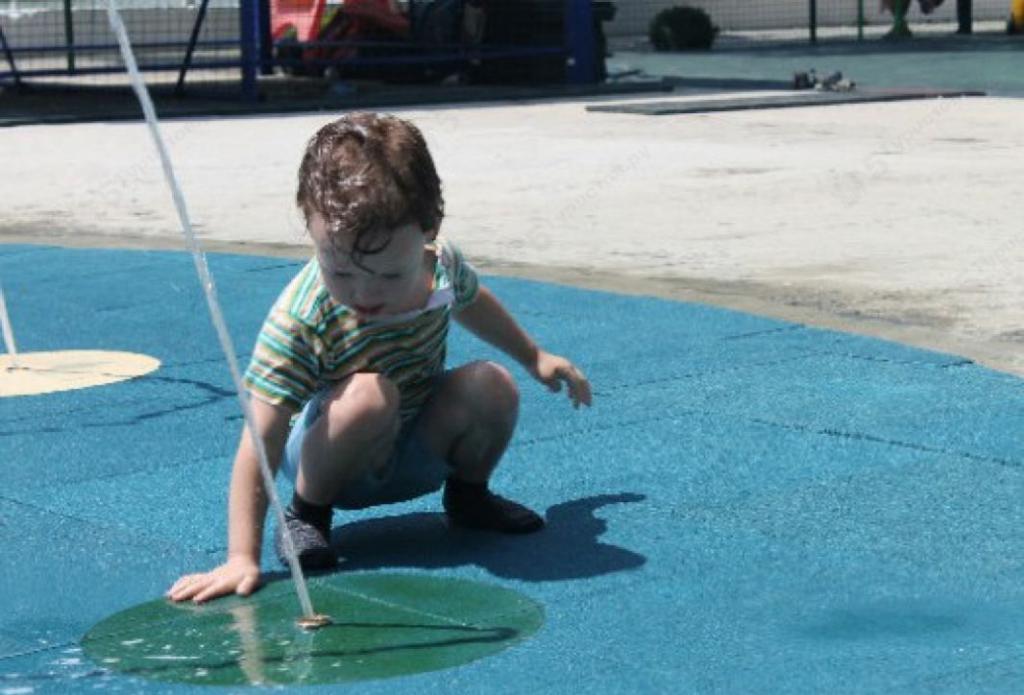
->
xmin=0 ymin=7 xmax=240 ymax=48
xmin=1 ymin=2 xmax=1013 ymax=54
xmin=607 ymin=0 xmax=1011 ymax=35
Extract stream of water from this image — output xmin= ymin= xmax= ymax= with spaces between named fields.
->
xmin=105 ymin=0 xmax=318 ymax=621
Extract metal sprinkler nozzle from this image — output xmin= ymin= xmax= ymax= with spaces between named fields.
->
xmin=296 ymin=614 xmax=332 ymax=631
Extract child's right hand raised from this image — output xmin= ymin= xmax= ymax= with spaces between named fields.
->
xmin=166 ymin=556 xmax=262 ymax=604
xmin=528 ymin=349 xmax=593 ymax=409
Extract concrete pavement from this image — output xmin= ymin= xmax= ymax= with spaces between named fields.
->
xmin=2 ymin=91 xmax=1021 ymax=376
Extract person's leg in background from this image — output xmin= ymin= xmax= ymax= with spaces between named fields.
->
xmin=957 ymin=0 xmax=973 ymax=34
xmin=884 ymin=0 xmax=913 ymax=39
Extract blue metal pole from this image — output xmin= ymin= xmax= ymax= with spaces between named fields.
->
xmin=63 ymin=0 xmax=76 ymax=73
xmin=565 ymin=0 xmax=596 ymax=84
xmin=258 ymin=0 xmax=273 ymax=74
xmin=176 ymin=0 xmax=211 ymax=96
xmin=0 ymin=19 xmax=22 ymax=88
xmin=809 ymin=0 xmax=817 ymax=44
xmin=240 ymin=0 xmax=260 ymax=100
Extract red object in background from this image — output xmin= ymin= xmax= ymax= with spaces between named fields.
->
xmin=301 ymin=0 xmax=410 ymax=65
xmin=272 ymin=0 xmax=420 ymax=77
xmin=270 ymin=0 xmax=328 ymax=41
xmin=342 ymin=0 xmax=410 ymax=36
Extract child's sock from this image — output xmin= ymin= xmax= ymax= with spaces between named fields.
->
xmin=444 ymin=476 xmax=488 ymax=499
xmin=275 ymin=491 xmax=336 ymax=570
xmin=443 ymin=477 xmax=545 ymax=534
xmin=288 ymin=491 xmax=333 ymax=532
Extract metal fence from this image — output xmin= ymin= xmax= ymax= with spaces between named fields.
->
xmin=0 ymin=1 xmax=250 ymax=91
xmin=2 ymin=1 xmax=1015 ymax=96
xmin=608 ymin=0 xmax=1013 ymax=42
xmin=0 ymin=1 xmax=612 ymax=96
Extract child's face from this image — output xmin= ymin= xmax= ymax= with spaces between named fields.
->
xmin=308 ymin=213 xmax=434 ymax=319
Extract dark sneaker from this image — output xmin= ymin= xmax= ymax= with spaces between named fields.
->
xmin=274 ymin=506 xmax=337 ymax=570
xmin=443 ymin=483 xmax=545 ymax=534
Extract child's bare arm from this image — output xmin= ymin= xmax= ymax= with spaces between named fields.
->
xmin=166 ymin=397 xmax=294 ymax=603
xmin=455 ymin=285 xmax=592 ymax=408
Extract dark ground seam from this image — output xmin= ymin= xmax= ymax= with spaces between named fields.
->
xmin=898 ymin=653 xmax=1024 ymax=692
xmin=159 ymin=354 xmax=251 ymax=369
xmin=836 ymin=352 xmax=974 ymax=368
xmin=0 ymin=641 xmax=92 ymax=665
xmin=721 ymin=325 xmax=806 ymax=341
xmin=747 ymin=416 xmax=1023 ymax=469
xmin=0 ymin=376 xmax=236 ymax=436
xmin=0 ymin=494 xmax=226 ymax=556
xmin=24 ymin=449 xmax=226 ymax=486
xmin=511 ymin=402 xmax=1022 ymax=470
xmin=0 ymin=390 xmax=225 ymax=427
xmin=595 ymin=347 xmax=983 ymax=395
xmin=593 ymin=352 xmax=822 ymax=393
xmin=240 ymin=261 xmax=306 ymax=273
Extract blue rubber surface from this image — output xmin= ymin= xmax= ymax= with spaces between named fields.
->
xmin=613 ymin=35 xmax=1024 ymax=97
xmin=3 ymin=244 xmax=1024 ymax=694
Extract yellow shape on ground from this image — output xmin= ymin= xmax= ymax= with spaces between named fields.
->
xmin=0 ymin=350 xmax=160 ymax=397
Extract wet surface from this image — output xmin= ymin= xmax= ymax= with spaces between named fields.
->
xmin=81 ymin=574 xmax=543 ymax=686
xmin=2 ymin=245 xmax=1023 ymax=694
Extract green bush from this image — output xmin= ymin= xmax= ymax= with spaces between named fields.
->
xmin=649 ymin=6 xmax=719 ymax=51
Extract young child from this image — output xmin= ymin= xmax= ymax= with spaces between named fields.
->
xmin=167 ymin=112 xmax=592 ymax=604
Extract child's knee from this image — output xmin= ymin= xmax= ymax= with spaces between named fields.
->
xmin=466 ymin=361 xmax=519 ymax=419
xmin=323 ymin=372 xmax=401 ymax=438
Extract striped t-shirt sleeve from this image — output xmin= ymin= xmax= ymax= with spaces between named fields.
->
xmin=442 ymin=239 xmax=480 ymax=311
xmin=243 ymin=305 xmax=320 ymax=411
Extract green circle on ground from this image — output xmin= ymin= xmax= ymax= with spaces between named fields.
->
xmin=81 ymin=573 xmax=544 ymax=686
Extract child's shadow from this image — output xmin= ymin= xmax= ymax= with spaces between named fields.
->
xmin=329 ymin=492 xmax=647 ymax=582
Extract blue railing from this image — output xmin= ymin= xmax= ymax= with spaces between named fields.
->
xmin=0 ymin=0 xmax=605 ymax=97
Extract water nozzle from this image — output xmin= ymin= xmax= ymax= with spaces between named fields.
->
xmin=296 ymin=614 xmax=332 ymax=631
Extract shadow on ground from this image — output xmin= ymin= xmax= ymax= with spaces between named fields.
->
xmin=0 ymin=78 xmax=668 ymax=127
xmin=328 ymin=493 xmax=647 ymax=582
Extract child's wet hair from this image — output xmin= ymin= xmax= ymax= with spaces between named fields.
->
xmin=296 ymin=112 xmax=444 ymax=262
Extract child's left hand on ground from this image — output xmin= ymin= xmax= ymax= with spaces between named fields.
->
xmin=529 ymin=350 xmax=592 ymax=408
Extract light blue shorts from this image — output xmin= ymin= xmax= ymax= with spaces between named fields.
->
xmin=282 ymin=389 xmax=450 ymax=510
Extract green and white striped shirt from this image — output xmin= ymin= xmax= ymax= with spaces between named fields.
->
xmin=243 ymin=237 xmax=479 ymax=419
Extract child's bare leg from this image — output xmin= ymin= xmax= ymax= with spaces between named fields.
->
xmin=418 ymin=360 xmax=518 ymax=481
xmin=885 ymin=0 xmax=913 ymax=38
xmin=296 ymin=372 xmax=401 ymax=505
xmin=277 ymin=372 xmax=400 ymax=569
xmin=418 ymin=361 xmax=544 ymax=533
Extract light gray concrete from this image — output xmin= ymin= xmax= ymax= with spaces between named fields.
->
xmin=607 ymin=0 xmax=1009 ymax=35
xmin=2 ymin=93 xmax=1021 ymax=376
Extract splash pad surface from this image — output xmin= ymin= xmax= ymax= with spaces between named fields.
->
xmin=3 ymin=244 xmax=1024 ymax=694
xmin=81 ymin=573 xmax=543 ymax=686
xmin=0 ymin=350 xmax=160 ymax=397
